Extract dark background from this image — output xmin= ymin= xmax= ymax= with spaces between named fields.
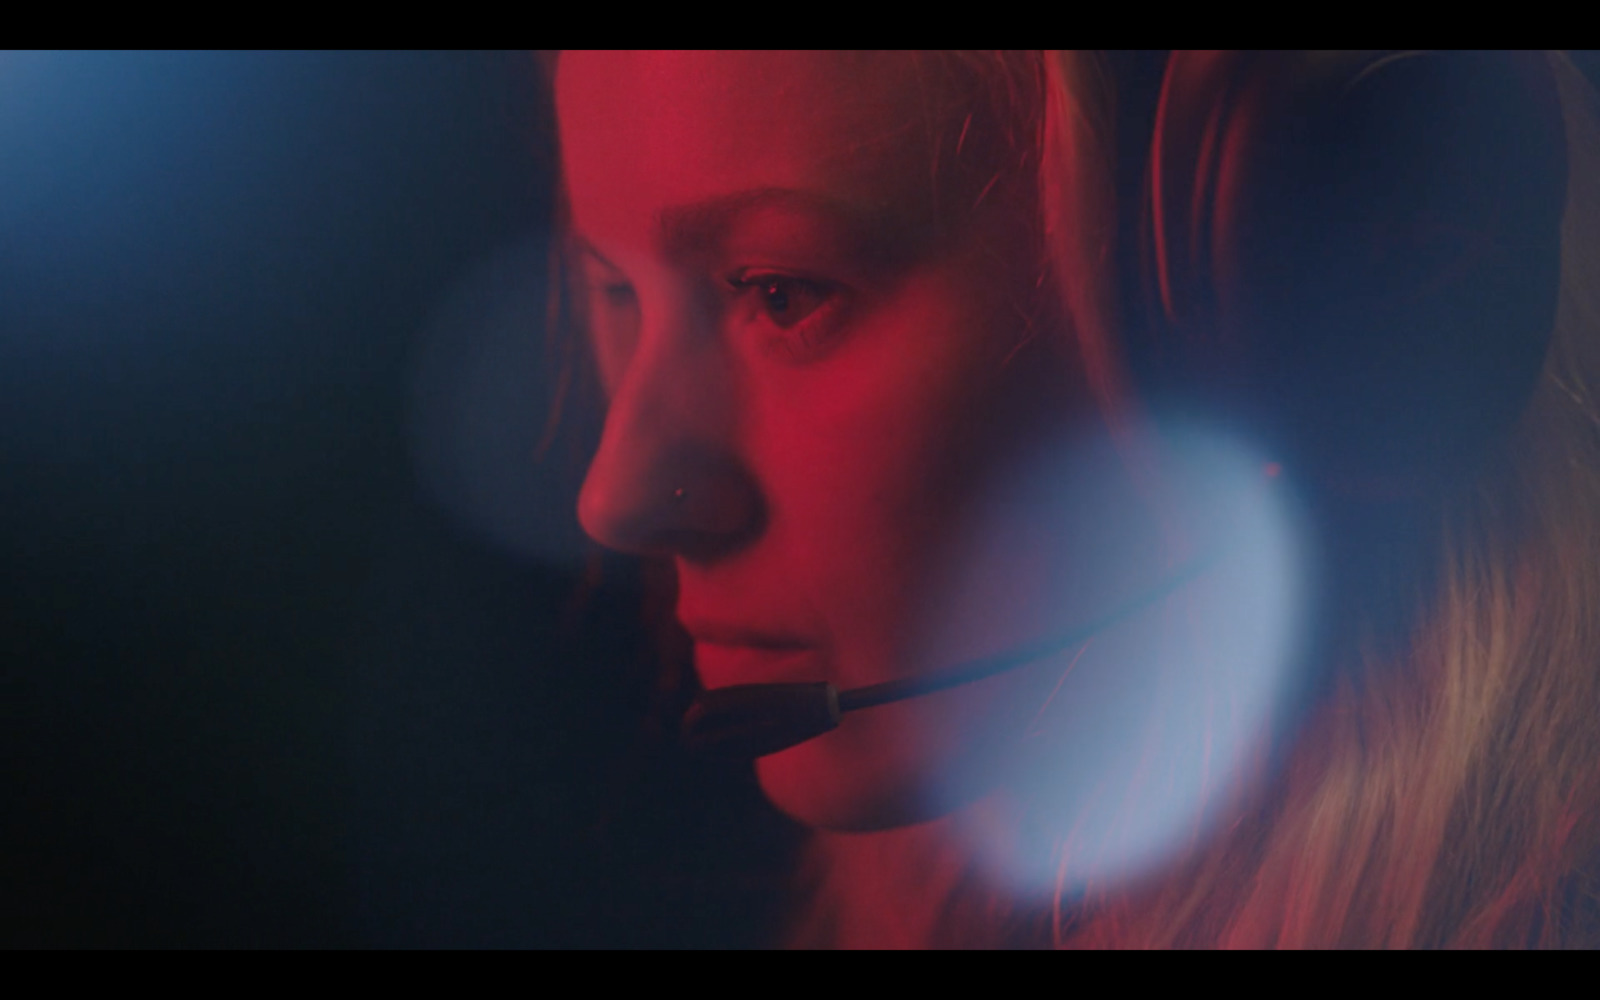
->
xmin=2 ymin=51 xmax=1597 ymax=948
xmin=0 ymin=51 xmax=794 ymax=949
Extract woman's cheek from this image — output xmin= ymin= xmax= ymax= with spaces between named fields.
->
xmin=753 ymin=286 xmax=997 ymax=611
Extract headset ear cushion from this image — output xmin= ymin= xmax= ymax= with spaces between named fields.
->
xmin=1137 ymin=50 xmax=1567 ymax=496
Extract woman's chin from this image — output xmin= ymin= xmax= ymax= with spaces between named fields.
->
xmin=756 ymin=742 xmax=927 ymax=832
xmin=752 ymin=706 xmax=998 ymax=832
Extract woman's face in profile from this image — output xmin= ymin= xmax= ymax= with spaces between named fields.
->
xmin=557 ymin=51 xmax=1152 ymax=831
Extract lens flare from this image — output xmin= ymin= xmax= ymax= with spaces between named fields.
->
xmin=918 ymin=421 xmax=1310 ymax=900
xmin=409 ymin=235 xmax=588 ymax=565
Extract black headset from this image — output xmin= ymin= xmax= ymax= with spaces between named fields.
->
xmin=683 ymin=50 xmax=1571 ymax=759
xmin=1114 ymin=50 xmax=1567 ymax=495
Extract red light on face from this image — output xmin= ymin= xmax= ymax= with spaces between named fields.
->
xmin=559 ymin=54 xmax=1308 ymax=875
xmin=557 ymin=51 xmax=1076 ymax=832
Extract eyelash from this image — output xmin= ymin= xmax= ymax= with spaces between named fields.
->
xmin=580 ymin=259 xmax=848 ymax=364
xmin=726 ymin=270 xmax=846 ymax=360
xmin=599 ymin=283 xmax=636 ymax=308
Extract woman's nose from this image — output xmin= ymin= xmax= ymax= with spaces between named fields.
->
xmin=575 ymin=327 xmax=762 ymax=562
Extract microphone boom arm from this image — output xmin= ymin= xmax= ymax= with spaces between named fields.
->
xmin=682 ymin=550 xmax=1220 ymax=759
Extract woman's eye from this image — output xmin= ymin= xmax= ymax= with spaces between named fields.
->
xmin=577 ymin=248 xmax=638 ymax=313
xmin=728 ymin=272 xmax=847 ymax=360
xmin=578 ymin=257 xmax=641 ymax=393
xmin=738 ymin=274 xmax=828 ymax=329
xmin=600 ymin=282 xmax=636 ymax=309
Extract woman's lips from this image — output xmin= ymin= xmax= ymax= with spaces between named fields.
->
xmin=692 ymin=641 xmax=823 ymax=690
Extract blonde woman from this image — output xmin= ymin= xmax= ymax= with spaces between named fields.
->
xmin=548 ymin=51 xmax=1600 ymax=948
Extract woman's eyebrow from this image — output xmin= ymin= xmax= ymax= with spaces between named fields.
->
xmin=655 ymin=187 xmax=898 ymax=260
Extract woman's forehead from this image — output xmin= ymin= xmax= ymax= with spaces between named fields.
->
xmin=555 ymin=51 xmax=945 ymax=246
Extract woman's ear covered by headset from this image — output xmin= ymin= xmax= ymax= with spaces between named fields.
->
xmin=1117 ymin=50 xmax=1566 ymax=501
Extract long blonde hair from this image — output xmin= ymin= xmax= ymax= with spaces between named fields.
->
xmin=1044 ymin=50 xmax=1600 ymax=949
xmin=786 ymin=50 xmax=1600 ymax=949
xmin=545 ymin=50 xmax=1600 ymax=947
